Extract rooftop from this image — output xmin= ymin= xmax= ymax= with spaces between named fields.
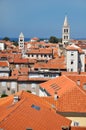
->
xmin=0 ymin=91 xmax=71 ymax=130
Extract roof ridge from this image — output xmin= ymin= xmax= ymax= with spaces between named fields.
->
xmin=64 ymin=75 xmax=77 ymax=85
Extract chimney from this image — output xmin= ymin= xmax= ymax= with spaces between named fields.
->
xmin=13 ymin=95 xmax=20 ymax=103
xmin=76 ymin=80 xmax=80 ymax=86
xmin=54 ymin=92 xmax=59 ymax=100
xmin=62 ymin=126 xmax=70 ymax=130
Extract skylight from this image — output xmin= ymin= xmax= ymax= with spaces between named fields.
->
xmin=31 ymin=104 xmax=40 ymax=111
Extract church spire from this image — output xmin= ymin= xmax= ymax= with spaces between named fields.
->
xmin=63 ymin=16 xmax=69 ymax=26
xmin=62 ymin=16 xmax=70 ymax=45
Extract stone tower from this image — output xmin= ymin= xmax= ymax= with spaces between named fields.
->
xmin=62 ymin=16 xmax=70 ymax=45
xmin=18 ymin=32 xmax=24 ymax=49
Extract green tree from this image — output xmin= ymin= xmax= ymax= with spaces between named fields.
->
xmin=49 ymin=36 xmax=62 ymax=43
xmin=3 ymin=37 xmax=10 ymax=41
xmin=49 ymin=36 xmax=58 ymax=43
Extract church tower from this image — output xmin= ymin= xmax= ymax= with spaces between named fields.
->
xmin=62 ymin=16 xmax=70 ymax=45
xmin=18 ymin=32 xmax=24 ymax=49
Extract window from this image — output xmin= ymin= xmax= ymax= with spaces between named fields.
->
xmin=44 ymin=54 xmax=46 ymax=57
xmin=74 ymin=121 xmax=79 ymax=126
xmin=7 ymin=87 xmax=10 ymax=91
xmin=71 ymin=52 xmax=74 ymax=56
xmin=2 ymin=90 xmax=6 ymax=94
xmin=20 ymin=39 xmax=23 ymax=42
xmin=79 ymin=61 xmax=81 ymax=63
xmin=64 ymin=29 xmax=68 ymax=33
xmin=11 ymin=89 xmax=15 ymax=94
xmin=36 ymin=55 xmax=38 ymax=57
xmin=2 ymin=82 xmax=6 ymax=87
xmin=64 ymin=36 xmax=68 ymax=39
xmin=44 ymin=74 xmax=48 ymax=77
xmin=71 ymin=60 xmax=74 ymax=64
xmin=71 ymin=68 xmax=73 ymax=72
xmin=31 ymin=104 xmax=40 ymax=111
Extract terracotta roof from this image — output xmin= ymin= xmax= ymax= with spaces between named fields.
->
xmin=56 ymin=85 xmax=86 ymax=112
xmin=0 ymin=91 xmax=71 ymax=130
xmin=66 ymin=75 xmax=86 ymax=93
xmin=18 ymin=75 xmax=29 ymax=81
xmin=0 ymin=61 xmax=9 ymax=67
xmin=43 ymin=86 xmax=86 ymax=113
xmin=40 ymin=75 xmax=86 ymax=112
xmin=14 ymin=57 xmax=29 ymax=64
xmin=31 ymin=37 xmax=39 ymax=41
xmin=40 ymin=75 xmax=76 ymax=96
xmin=71 ymin=127 xmax=86 ymax=130
xmin=27 ymin=48 xmax=53 ymax=54
xmin=76 ymin=43 xmax=86 ymax=49
xmin=34 ymin=57 xmax=66 ymax=70
xmin=66 ymin=44 xmax=84 ymax=53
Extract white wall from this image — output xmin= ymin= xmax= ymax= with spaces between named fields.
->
xmin=79 ymin=53 xmax=85 ymax=72
xmin=0 ymin=43 xmax=5 ymax=50
xmin=67 ymin=50 xmax=78 ymax=72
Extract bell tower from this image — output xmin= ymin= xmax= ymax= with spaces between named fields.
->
xmin=19 ymin=32 xmax=24 ymax=49
xmin=62 ymin=16 xmax=70 ymax=45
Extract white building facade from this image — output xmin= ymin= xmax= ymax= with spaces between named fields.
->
xmin=0 ymin=42 xmax=5 ymax=50
xmin=66 ymin=44 xmax=85 ymax=72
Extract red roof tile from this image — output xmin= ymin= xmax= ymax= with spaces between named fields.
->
xmin=0 ymin=61 xmax=9 ymax=67
xmin=66 ymin=44 xmax=84 ymax=53
xmin=40 ymin=75 xmax=86 ymax=112
xmin=40 ymin=75 xmax=76 ymax=96
xmin=0 ymin=91 xmax=71 ymax=130
xmin=56 ymin=86 xmax=86 ymax=112
xmin=71 ymin=126 xmax=86 ymax=130
xmin=34 ymin=57 xmax=66 ymax=70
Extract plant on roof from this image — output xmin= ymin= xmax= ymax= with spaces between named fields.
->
xmin=1 ymin=94 xmax=8 ymax=98
xmin=26 ymin=90 xmax=31 ymax=93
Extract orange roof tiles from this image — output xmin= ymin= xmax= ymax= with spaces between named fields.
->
xmin=27 ymin=48 xmax=53 ymax=54
xmin=0 ymin=61 xmax=9 ymax=67
xmin=40 ymin=75 xmax=76 ymax=97
xmin=66 ymin=75 xmax=86 ymax=93
xmin=56 ymin=86 xmax=86 ymax=112
xmin=34 ymin=57 xmax=66 ymax=70
xmin=71 ymin=127 xmax=86 ymax=130
xmin=43 ymin=87 xmax=86 ymax=113
xmin=0 ymin=91 xmax=71 ymax=130
xmin=14 ymin=57 xmax=29 ymax=64
xmin=41 ymin=75 xmax=86 ymax=113
xmin=66 ymin=44 xmax=84 ymax=53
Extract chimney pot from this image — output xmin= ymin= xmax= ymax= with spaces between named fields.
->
xmin=13 ymin=95 xmax=20 ymax=103
xmin=54 ymin=91 xmax=59 ymax=100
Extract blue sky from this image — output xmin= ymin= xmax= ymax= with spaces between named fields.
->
xmin=0 ymin=0 xmax=86 ymax=39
